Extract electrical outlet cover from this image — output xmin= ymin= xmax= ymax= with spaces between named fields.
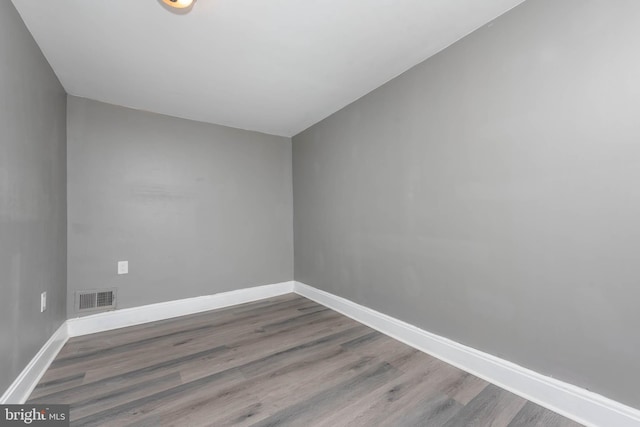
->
xmin=118 ymin=261 xmax=129 ymax=275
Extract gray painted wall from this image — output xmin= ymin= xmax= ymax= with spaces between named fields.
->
xmin=293 ymin=0 xmax=640 ymax=408
xmin=67 ymin=97 xmax=293 ymax=317
xmin=0 ymin=2 xmax=67 ymax=393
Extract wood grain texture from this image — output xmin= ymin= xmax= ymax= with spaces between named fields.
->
xmin=28 ymin=294 xmax=583 ymax=427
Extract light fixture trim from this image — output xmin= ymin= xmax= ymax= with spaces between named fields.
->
xmin=161 ymin=0 xmax=194 ymax=9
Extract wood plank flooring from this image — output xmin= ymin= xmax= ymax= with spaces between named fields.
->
xmin=28 ymin=294 xmax=583 ymax=426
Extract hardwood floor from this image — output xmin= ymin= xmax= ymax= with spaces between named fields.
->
xmin=28 ymin=294 xmax=582 ymax=426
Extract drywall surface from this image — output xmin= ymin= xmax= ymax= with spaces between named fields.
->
xmin=293 ymin=0 xmax=640 ymax=408
xmin=67 ymin=97 xmax=293 ymax=317
xmin=0 ymin=1 xmax=67 ymax=394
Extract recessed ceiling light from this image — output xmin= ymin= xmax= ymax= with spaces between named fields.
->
xmin=161 ymin=0 xmax=195 ymax=10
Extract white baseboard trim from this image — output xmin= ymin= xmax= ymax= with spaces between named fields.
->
xmin=6 ymin=280 xmax=638 ymax=426
xmin=0 ymin=323 xmax=69 ymax=404
xmin=1 ymin=281 xmax=295 ymax=403
xmin=294 ymin=281 xmax=640 ymax=427
xmin=67 ymin=281 xmax=295 ymax=337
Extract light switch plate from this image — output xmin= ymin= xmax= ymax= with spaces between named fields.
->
xmin=118 ymin=261 xmax=129 ymax=275
xmin=41 ymin=292 xmax=47 ymax=312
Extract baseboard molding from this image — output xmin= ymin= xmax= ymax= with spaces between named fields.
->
xmin=67 ymin=281 xmax=295 ymax=337
xmin=294 ymin=281 xmax=640 ymax=427
xmin=1 ymin=281 xmax=294 ymax=403
xmin=6 ymin=280 xmax=638 ymax=425
xmin=0 ymin=323 xmax=69 ymax=404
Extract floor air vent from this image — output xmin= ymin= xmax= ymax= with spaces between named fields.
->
xmin=76 ymin=289 xmax=117 ymax=313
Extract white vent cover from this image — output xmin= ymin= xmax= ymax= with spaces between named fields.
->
xmin=76 ymin=289 xmax=117 ymax=312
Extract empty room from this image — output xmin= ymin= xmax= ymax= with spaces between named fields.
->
xmin=1 ymin=0 xmax=639 ymax=426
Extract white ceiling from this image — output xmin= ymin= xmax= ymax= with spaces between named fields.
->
xmin=12 ymin=0 xmax=524 ymax=137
